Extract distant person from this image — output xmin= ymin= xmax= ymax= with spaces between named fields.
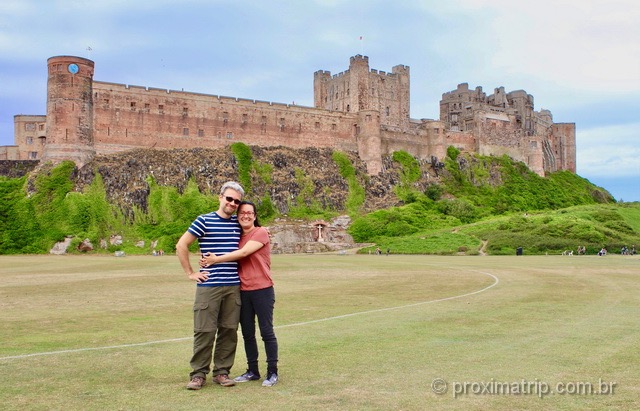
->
xmin=200 ymin=201 xmax=279 ymax=387
xmin=598 ymin=247 xmax=607 ymax=256
xmin=176 ymin=181 xmax=245 ymax=390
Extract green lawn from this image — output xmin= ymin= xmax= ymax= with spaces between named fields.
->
xmin=1 ymin=253 xmax=638 ymax=410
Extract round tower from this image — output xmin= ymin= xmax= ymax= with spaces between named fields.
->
xmin=41 ymin=55 xmax=95 ymax=167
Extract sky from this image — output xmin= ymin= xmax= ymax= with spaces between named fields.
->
xmin=1 ymin=0 xmax=638 ymax=201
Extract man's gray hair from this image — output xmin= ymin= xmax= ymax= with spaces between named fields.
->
xmin=220 ymin=181 xmax=245 ymax=197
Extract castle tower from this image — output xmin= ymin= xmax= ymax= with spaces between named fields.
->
xmin=348 ymin=55 xmax=372 ymax=111
xmin=390 ymin=64 xmax=410 ymax=128
xmin=41 ymin=56 xmax=95 ymax=167
xmin=313 ymin=70 xmax=331 ymax=109
xmin=356 ymin=109 xmax=382 ymax=174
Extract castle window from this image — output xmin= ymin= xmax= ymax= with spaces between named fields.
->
xmin=130 ymin=102 xmax=136 ymax=110
xmin=25 ymin=123 xmax=35 ymax=131
xmin=158 ymin=105 xmax=164 ymax=114
xmin=279 ymin=118 xmax=285 ymax=132
xmin=29 ymin=152 xmax=38 ymax=159
xmin=183 ymin=128 xmax=189 ymax=136
xmin=144 ymin=103 xmax=150 ymax=111
xmin=183 ymin=107 xmax=189 ymax=116
xmin=26 ymin=137 xmax=33 ymax=145
xmin=39 ymin=124 xmax=45 ymax=131
xmin=346 ymin=104 xmax=350 ymax=112
xmin=223 ymin=112 xmax=229 ymax=126
xmin=104 ymin=99 xmax=110 ymax=107
xmin=366 ymin=115 xmax=371 ymax=122
xmin=226 ymin=132 xmax=233 ymax=139
xmin=315 ymin=122 xmax=320 ymax=129
xmin=261 ymin=116 xmax=267 ymax=133
xmin=242 ymin=114 xmax=248 ymax=124
xmin=331 ymin=123 xmax=337 ymax=131
xmin=385 ymin=107 xmax=390 ymax=116
xmin=198 ymin=129 xmax=204 ymax=137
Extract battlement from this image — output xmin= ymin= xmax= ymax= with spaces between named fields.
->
xmin=314 ymin=70 xmax=332 ymax=77
xmin=93 ymin=80 xmax=307 ymax=110
xmin=350 ymin=54 xmax=369 ymax=64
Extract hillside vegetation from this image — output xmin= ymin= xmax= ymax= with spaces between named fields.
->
xmin=1 ymin=144 xmax=636 ymax=256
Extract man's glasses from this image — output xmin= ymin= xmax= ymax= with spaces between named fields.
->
xmin=224 ymin=196 xmax=241 ymax=205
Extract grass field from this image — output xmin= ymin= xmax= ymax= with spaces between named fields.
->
xmin=1 ymin=253 xmax=638 ymax=410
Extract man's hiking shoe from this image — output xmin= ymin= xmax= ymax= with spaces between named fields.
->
xmin=213 ymin=374 xmax=236 ymax=387
xmin=186 ymin=376 xmax=206 ymax=390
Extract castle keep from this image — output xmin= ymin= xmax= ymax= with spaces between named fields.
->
xmin=6 ymin=55 xmax=575 ymax=176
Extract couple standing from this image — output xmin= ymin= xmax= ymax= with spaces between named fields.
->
xmin=176 ymin=181 xmax=278 ymax=390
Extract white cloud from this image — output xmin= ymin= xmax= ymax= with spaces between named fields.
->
xmin=577 ymin=123 xmax=640 ymax=178
xmin=424 ymin=0 xmax=640 ymax=95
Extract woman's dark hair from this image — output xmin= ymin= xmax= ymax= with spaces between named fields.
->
xmin=239 ymin=201 xmax=261 ymax=227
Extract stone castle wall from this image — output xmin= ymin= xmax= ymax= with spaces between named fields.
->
xmin=9 ymin=55 xmax=576 ymax=176
xmin=91 ymin=82 xmax=359 ymax=156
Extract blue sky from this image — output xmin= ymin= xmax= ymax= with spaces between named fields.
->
xmin=1 ymin=0 xmax=638 ymax=201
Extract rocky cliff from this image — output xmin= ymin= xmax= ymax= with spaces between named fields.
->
xmin=68 ymin=146 xmax=436 ymax=215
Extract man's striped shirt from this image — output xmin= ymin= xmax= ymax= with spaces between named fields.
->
xmin=187 ymin=212 xmax=241 ymax=287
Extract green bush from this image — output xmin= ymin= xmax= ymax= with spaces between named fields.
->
xmin=230 ymin=142 xmax=253 ymax=193
xmin=425 ymin=184 xmax=443 ymax=201
xmin=447 ymin=146 xmax=460 ymax=161
xmin=332 ymin=151 xmax=365 ymax=215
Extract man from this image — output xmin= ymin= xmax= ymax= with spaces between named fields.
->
xmin=176 ymin=181 xmax=245 ymax=390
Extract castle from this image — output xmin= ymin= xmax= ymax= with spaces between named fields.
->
xmin=2 ymin=54 xmax=575 ymax=176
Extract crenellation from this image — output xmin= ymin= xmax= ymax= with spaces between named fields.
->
xmin=9 ymin=55 xmax=575 ymax=176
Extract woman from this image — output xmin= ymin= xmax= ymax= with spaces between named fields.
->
xmin=200 ymin=201 xmax=279 ymax=387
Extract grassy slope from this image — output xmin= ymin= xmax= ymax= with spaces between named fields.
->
xmin=365 ymin=203 xmax=640 ymax=256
